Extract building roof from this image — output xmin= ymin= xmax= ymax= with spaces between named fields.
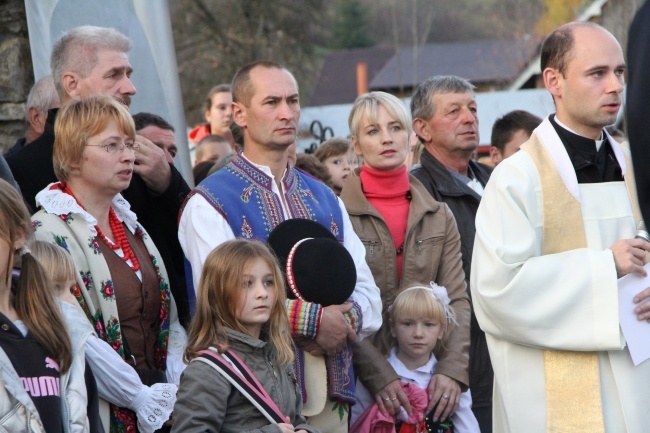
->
xmin=308 ymin=46 xmax=394 ymax=106
xmin=369 ymin=38 xmax=540 ymax=90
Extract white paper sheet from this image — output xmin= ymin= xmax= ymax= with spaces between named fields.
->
xmin=618 ymin=263 xmax=650 ymax=366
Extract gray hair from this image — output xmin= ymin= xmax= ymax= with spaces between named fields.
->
xmin=410 ymin=75 xmax=475 ymax=121
xmin=50 ymin=26 xmax=132 ymax=99
xmin=25 ymin=76 xmax=59 ymax=124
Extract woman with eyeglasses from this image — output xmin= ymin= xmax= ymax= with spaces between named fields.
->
xmin=31 ymin=96 xmax=184 ymax=433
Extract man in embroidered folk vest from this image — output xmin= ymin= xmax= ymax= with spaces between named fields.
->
xmin=471 ymin=22 xmax=650 ymax=433
xmin=179 ymin=60 xmax=382 ymax=432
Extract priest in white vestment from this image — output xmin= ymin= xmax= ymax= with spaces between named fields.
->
xmin=471 ymin=22 xmax=650 ymax=433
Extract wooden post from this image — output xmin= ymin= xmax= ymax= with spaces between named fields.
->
xmin=356 ymin=62 xmax=368 ymax=96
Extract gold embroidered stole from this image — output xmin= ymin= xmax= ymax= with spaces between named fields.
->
xmin=522 ymin=139 xmax=605 ymax=433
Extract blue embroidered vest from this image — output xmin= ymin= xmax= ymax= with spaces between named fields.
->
xmin=193 ymin=155 xmax=343 ymax=242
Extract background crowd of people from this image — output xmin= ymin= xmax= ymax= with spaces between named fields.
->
xmin=1 ymin=7 xmax=650 ymax=433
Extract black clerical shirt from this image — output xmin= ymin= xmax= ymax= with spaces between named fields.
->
xmin=549 ymin=115 xmax=623 ymax=184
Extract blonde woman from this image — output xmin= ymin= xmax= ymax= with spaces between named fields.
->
xmin=340 ymin=92 xmax=471 ymax=426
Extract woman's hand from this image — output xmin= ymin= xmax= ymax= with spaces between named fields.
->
xmin=426 ymin=374 xmax=460 ymax=422
xmin=375 ymin=379 xmax=412 ymax=417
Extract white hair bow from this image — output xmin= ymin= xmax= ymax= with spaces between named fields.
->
xmin=396 ymin=282 xmax=458 ymax=326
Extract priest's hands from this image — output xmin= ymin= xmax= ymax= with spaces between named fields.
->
xmin=634 ymin=288 xmax=650 ymax=322
xmin=611 ymin=238 xmax=650 ymax=322
xmin=609 ymin=238 xmax=650 ymax=278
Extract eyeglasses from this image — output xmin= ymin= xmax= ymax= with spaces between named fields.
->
xmin=86 ymin=141 xmax=140 ymax=154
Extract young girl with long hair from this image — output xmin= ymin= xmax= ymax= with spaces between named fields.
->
xmin=0 ymin=179 xmax=88 ymax=432
xmin=172 ymin=239 xmax=317 ymax=433
xmin=351 ymin=284 xmax=480 ymax=433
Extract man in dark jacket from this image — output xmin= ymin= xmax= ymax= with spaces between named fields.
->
xmin=627 ymin=1 xmax=650 ymax=225
xmin=410 ymin=75 xmax=493 ymax=432
xmin=6 ymin=26 xmax=191 ymax=327
xmin=133 ymin=111 xmax=191 ymax=327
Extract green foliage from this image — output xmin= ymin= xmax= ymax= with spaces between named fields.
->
xmin=171 ymin=0 xmax=329 ymax=126
xmin=331 ymin=0 xmax=374 ymax=49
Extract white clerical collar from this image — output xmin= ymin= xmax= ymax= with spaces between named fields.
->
xmin=533 ymin=117 xmax=626 ymax=202
xmin=553 ymin=115 xmax=605 ymax=151
xmin=553 ymin=115 xmax=580 ymax=136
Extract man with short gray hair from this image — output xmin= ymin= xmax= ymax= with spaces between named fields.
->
xmin=8 ymin=25 xmax=142 ymax=210
xmin=410 ymin=75 xmax=493 ymax=432
xmin=4 ymin=76 xmax=60 ymax=158
xmin=50 ymin=25 xmax=135 ymax=106
xmin=6 ymin=25 xmax=191 ymax=327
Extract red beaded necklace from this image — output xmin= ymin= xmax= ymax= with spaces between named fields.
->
xmin=60 ymin=184 xmax=140 ymax=272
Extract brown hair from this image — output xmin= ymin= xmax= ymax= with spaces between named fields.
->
xmin=490 ymin=110 xmax=542 ymax=152
xmin=184 ymin=239 xmax=294 ymax=365
xmin=204 ymin=84 xmax=232 ymax=112
xmin=314 ymin=137 xmax=351 ymax=162
xmin=0 ymin=180 xmax=72 ymax=373
xmin=295 ymin=153 xmax=333 ymax=188
xmin=53 ymin=95 xmax=135 ymax=182
xmin=540 ymin=22 xmax=601 ymax=76
xmin=195 ymin=134 xmax=231 ymax=163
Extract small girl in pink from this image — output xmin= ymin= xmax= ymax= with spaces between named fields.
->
xmin=351 ymin=284 xmax=479 ymax=433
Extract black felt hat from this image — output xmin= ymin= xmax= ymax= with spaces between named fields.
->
xmin=267 ymin=219 xmax=356 ymax=306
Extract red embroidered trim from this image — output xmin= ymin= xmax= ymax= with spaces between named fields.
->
xmin=61 ymin=184 xmax=140 ymax=272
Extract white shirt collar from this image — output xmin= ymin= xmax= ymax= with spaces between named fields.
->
xmin=240 ymin=152 xmax=290 ymax=217
xmin=388 ymin=346 xmax=437 ymax=390
xmin=240 ymin=152 xmax=288 ymax=182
